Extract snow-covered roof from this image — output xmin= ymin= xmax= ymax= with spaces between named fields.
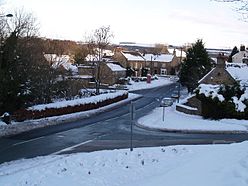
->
xmin=119 ymin=42 xmax=156 ymax=48
xmin=106 ymin=63 xmax=126 ymax=72
xmin=121 ymin=51 xmax=145 ymax=61
xmin=232 ymin=51 xmax=248 ymax=63
xmin=143 ymin=54 xmax=174 ymax=63
xmin=198 ymin=68 xmax=215 ymax=83
xmin=44 ymin=54 xmax=77 ymax=73
xmin=85 ymin=49 xmax=114 ymax=62
xmin=168 ymin=48 xmax=186 ymax=58
xmin=226 ymin=63 xmax=248 ymax=87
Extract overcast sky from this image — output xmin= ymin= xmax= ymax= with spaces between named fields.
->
xmin=2 ymin=0 xmax=248 ymax=48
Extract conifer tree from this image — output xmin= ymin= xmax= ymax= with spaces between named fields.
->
xmin=227 ymin=46 xmax=239 ymax=62
xmin=179 ymin=39 xmax=212 ymax=92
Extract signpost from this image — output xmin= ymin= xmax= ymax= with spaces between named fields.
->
xmin=160 ymin=98 xmax=173 ymax=122
xmin=130 ymin=102 xmax=135 ymax=151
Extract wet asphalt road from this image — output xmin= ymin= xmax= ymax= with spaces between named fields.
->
xmin=0 ymin=83 xmax=248 ymax=164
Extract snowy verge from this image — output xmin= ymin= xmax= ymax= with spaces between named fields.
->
xmin=137 ymin=104 xmax=248 ymax=134
xmin=0 ymin=93 xmax=142 ymax=137
xmin=1 ymin=142 xmax=248 ymax=186
xmin=126 ymin=77 xmax=172 ymax=91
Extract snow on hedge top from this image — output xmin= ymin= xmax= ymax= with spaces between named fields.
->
xmin=198 ymin=84 xmax=225 ymax=102
xmin=198 ymin=84 xmax=248 ymax=112
xmin=28 ymin=91 xmax=128 ymax=111
xmin=232 ymin=89 xmax=248 ymax=112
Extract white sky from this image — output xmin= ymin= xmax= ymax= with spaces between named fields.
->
xmin=2 ymin=0 xmax=248 ymax=48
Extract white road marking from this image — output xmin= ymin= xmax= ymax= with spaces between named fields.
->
xmin=51 ymin=133 xmax=109 ymax=155
xmin=12 ymin=136 xmax=45 ymax=146
xmin=51 ymin=139 xmax=94 ymax=155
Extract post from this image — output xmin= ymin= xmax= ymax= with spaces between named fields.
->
xmin=130 ymin=102 xmax=135 ymax=151
xmin=162 ymin=107 xmax=165 ymax=122
xmin=177 ymin=82 xmax=180 ymax=103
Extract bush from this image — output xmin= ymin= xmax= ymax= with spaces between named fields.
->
xmin=196 ymin=89 xmax=248 ymax=120
xmin=13 ymin=93 xmax=128 ymax=121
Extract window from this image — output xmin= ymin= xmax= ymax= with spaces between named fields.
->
xmin=161 ymin=69 xmax=167 ymax=75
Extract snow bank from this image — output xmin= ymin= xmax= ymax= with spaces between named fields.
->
xmin=138 ymin=106 xmax=248 ymax=132
xmin=127 ymin=77 xmax=172 ymax=91
xmin=1 ymin=142 xmax=248 ymax=186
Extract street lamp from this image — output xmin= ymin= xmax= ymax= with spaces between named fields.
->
xmin=0 ymin=14 xmax=13 ymax=18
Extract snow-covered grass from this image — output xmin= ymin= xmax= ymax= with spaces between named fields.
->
xmin=126 ymin=76 xmax=172 ymax=91
xmin=1 ymin=141 xmax=248 ymax=186
xmin=138 ymin=105 xmax=248 ymax=133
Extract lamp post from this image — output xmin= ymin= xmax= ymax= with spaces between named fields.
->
xmin=0 ymin=14 xmax=13 ymax=18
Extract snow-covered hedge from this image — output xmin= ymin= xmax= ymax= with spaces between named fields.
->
xmin=196 ymin=84 xmax=248 ymax=119
xmin=13 ymin=91 xmax=128 ymax=121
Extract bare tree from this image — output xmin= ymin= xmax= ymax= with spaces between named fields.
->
xmin=7 ymin=9 xmax=39 ymax=37
xmin=86 ymin=26 xmax=113 ymax=94
xmin=0 ymin=9 xmax=68 ymax=115
xmin=214 ymin=0 xmax=248 ymax=20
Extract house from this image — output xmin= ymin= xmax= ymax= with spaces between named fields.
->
xmin=226 ymin=62 xmax=248 ymax=87
xmin=232 ymin=45 xmax=248 ymax=64
xmin=113 ymin=50 xmax=179 ymax=76
xmin=85 ymin=49 xmax=114 ymax=62
xmin=100 ymin=62 xmax=126 ymax=85
xmin=113 ymin=51 xmax=146 ymax=77
xmin=78 ymin=61 xmax=126 ymax=86
xmin=198 ymin=54 xmax=236 ymax=85
xmin=176 ymin=54 xmax=245 ymax=115
xmin=142 ymin=53 xmax=179 ymax=75
xmin=168 ymin=48 xmax=186 ymax=63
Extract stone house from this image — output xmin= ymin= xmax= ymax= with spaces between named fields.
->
xmin=142 ymin=53 xmax=179 ymax=75
xmin=176 ymin=54 xmax=237 ymax=115
xmin=198 ymin=54 xmax=236 ymax=85
xmin=113 ymin=50 xmax=179 ymax=76
xmin=113 ymin=51 xmax=146 ymax=77
xmin=77 ymin=61 xmax=126 ymax=86
xmin=232 ymin=45 xmax=248 ymax=64
xmin=99 ymin=62 xmax=126 ymax=85
xmin=168 ymin=48 xmax=186 ymax=64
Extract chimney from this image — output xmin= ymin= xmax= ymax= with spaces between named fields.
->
xmin=173 ymin=49 xmax=176 ymax=56
xmin=240 ymin=45 xmax=245 ymax=51
xmin=216 ymin=53 xmax=226 ymax=68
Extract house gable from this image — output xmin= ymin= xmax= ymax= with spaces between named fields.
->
xmin=199 ymin=54 xmax=236 ymax=85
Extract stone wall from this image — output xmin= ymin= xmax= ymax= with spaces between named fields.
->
xmin=176 ymin=104 xmax=200 ymax=115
